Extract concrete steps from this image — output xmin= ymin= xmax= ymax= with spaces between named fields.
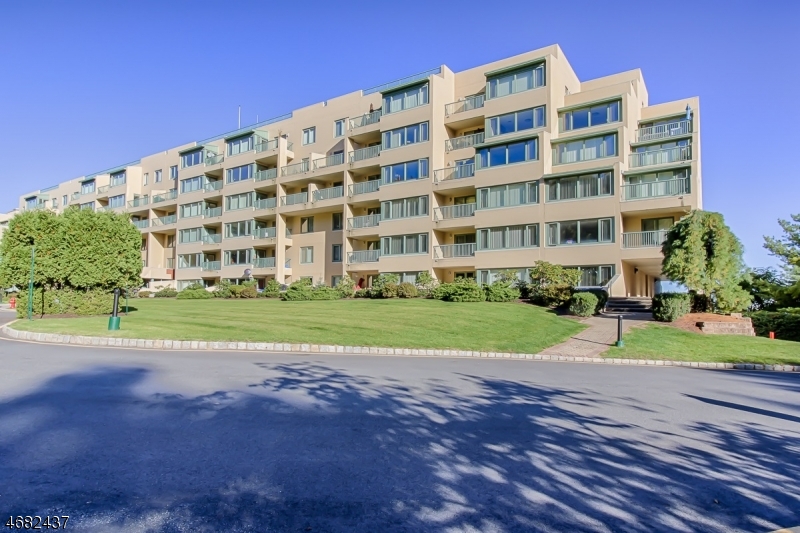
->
xmin=606 ymin=297 xmax=652 ymax=313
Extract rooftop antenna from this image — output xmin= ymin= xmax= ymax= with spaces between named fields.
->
xmin=238 ymin=106 xmax=241 ymax=128
xmin=685 ymin=104 xmax=692 ymax=121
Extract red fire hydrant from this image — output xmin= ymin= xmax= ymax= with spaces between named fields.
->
xmin=9 ymin=296 xmax=16 ymax=309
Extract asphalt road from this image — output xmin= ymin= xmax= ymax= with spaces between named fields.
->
xmin=1 ymin=312 xmax=798 ymax=532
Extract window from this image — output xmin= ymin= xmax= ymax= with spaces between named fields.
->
xmin=331 ymin=275 xmax=342 ymax=287
xmin=300 ymin=246 xmax=314 ymax=264
xmin=380 ymin=158 xmax=429 ymax=184
xmin=225 ymin=249 xmax=252 ymax=266
xmin=380 ymin=233 xmax=429 ymax=256
xmin=332 ymin=212 xmax=343 ymax=231
xmin=166 ymin=235 xmax=175 ymax=248
xmin=109 ymin=194 xmax=126 ymax=208
xmin=179 ymin=228 xmax=203 ymax=243
xmin=225 ymin=220 xmax=253 ymax=238
xmin=332 ymin=244 xmax=342 ymax=263
xmin=642 ymin=217 xmax=674 ymax=232
xmin=334 ymin=119 xmax=345 ymax=138
xmin=381 ymin=195 xmax=429 ymax=220
xmin=226 ymin=164 xmax=253 ymax=183
xmin=487 ymin=106 xmax=545 ymax=137
xmin=180 ymin=201 xmax=203 ymax=218
xmin=476 ymin=139 xmax=538 ymax=169
xmin=383 ymin=83 xmax=428 ymax=114
xmin=81 ymin=180 xmax=96 ymax=195
xmin=181 ymin=176 xmax=204 ymax=194
xmin=110 ymin=171 xmax=126 ymax=187
xmin=477 ymin=225 xmax=539 ymax=250
xmin=302 ymin=127 xmax=316 ymax=145
xmin=546 ymin=172 xmax=612 ymax=202
xmin=227 ymin=135 xmax=254 ymax=156
xmin=576 ymin=265 xmax=615 ymax=287
xmin=225 ymin=192 xmax=253 ymax=211
xmin=80 ymin=202 xmax=95 ymax=211
xmin=62 ymin=195 xmax=67 ymax=206
xmin=487 ymin=63 xmax=545 ymax=99
xmin=181 ymin=150 xmax=203 ymax=168
xmin=170 ymin=166 xmax=178 ymax=180
xmin=382 ymin=122 xmax=429 ymax=149
xmin=300 ymin=217 xmax=314 ymax=233
xmin=477 ymin=182 xmax=538 ymax=209
xmin=143 ymin=173 xmax=148 ymax=186
xmin=155 ymin=169 xmax=162 ymax=183
xmin=178 ymin=254 xmax=202 ymax=268
xmin=560 ymin=100 xmax=621 ymax=132
xmin=554 ymin=134 xmax=617 ymax=165
xmin=546 ymin=218 xmax=614 ymax=246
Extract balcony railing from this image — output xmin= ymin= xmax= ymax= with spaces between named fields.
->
xmin=152 ymin=190 xmax=178 ymax=203
xmin=281 ymin=192 xmax=308 ymax=206
xmin=205 ymin=154 xmax=224 ymax=166
xmin=313 ymin=186 xmax=344 ymax=202
xmin=622 ymin=177 xmax=690 ymax=201
xmin=152 ymin=215 xmax=177 ymax=226
xmin=202 ymin=261 xmax=221 ymax=271
xmin=433 ymin=163 xmax=475 ymax=183
xmin=349 ymin=145 xmax=381 ymax=163
xmin=434 ymin=203 xmax=476 ymax=221
xmin=132 ymin=219 xmax=150 ymax=229
xmin=281 ymin=160 xmax=309 ymax=176
xmin=444 ymin=94 xmax=485 ymax=116
xmin=128 ymin=196 xmax=149 ymax=208
xmin=349 ymin=180 xmax=380 ymax=196
xmin=71 ymin=192 xmax=81 ymax=200
xmin=202 ymin=233 xmax=221 ymax=244
xmin=629 ymin=146 xmax=692 ymax=168
xmin=285 ymin=228 xmax=292 ymax=238
xmin=285 ymin=258 xmax=292 ymax=268
xmin=204 ymin=180 xmax=223 ymax=192
xmin=255 ymin=227 xmax=277 ymax=239
xmin=434 ymin=243 xmax=477 ymax=259
xmin=348 ymin=214 xmax=380 ymax=230
xmin=636 ymin=120 xmax=692 ymax=143
xmin=347 ymin=250 xmax=380 ymax=263
xmin=254 ymin=168 xmax=278 ymax=182
xmin=204 ymin=207 xmax=222 ymax=218
xmin=349 ymin=110 xmax=381 ymax=129
xmin=622 ymin=230 xmax=669 ymax=249
xmin=313 ymin=152 xmax=345 ymax=170
xmin=255 ymin=138 xmax=278 ymax=152
xmin=109 ymin=180 xmax=126 ymax=189
xmin=254 ymin=257 xmax=276 ymax=268
xmin=445 ymin=132 xmax=485 ymax=152
xmin=254 ymin=197 xmax=277 ymax=210
xmin=97 ymin=185 xmax=109 ymax=194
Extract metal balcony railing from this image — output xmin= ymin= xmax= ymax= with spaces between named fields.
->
xmin=255 ymin=139 xmax=278 ymax=152
xmin=434 ymin=243 xmax=477 ymax=259
xmin=434 ymin=203 xmax=476 ymax=221
xmin=109 ymin=179 xmax=126 ymax=189
xmin=202 ymin=233 xmax=221 ymax=244
xmin=347 ymin=250 xmax=380 ymax=263
xmin=445 ymin=132 xmax=485 ymax=152
xmin=204 ymin=207 xmax=222 ymax=218
xmin=629 ymin=146 xmax=692 ymax=168
xmin=202 ymin=261 xmax=221 ymax=271
xmin=313 ymin=153 xmax=345 ymax=170
xmin=349 ymin=145 xmax=381 ymax=163
xmin=132 ymin=219 xmax=150 ymax=229
xmin=128 ymin=196 xmax=149 ymax=208
xmin=254 ymin=257 xmax=276 ymax=268
xmin=204 ymin=180 xmax=223 ymax=192
xmin=281 ymin=160 xmax=309 ymax=176
xmin=622 ymin=230 xmax=669 ymax=248
xmin=444 ymin=94 xmax=485 ymax=116
xmin=636 ymin=120 xmax=692 ymax=143
xmin=433 ymin=163 xmax=475 ymax=183
xmin=254 ymin=227 xmax=276 ymax=239
xmin=205 ymin=153 xmax=224 ymax=166
xmin=152 ymin=215 xmax=177 ymax=226
xmin=312 ymin=186 xmax=344 ymax=202
xmin=281 ymin=192 xmax=308 ymax=206
xmin=253 ymin=197 xmax=277 ymax=210
xmin=254 ymin=168 xmax=278 ymax=182
xmin=349 ymin=180 xmax=380 ymax=196
xmin=348 ymin=214 xmax=380 ymax=230
xmin=152 ymin=190 xmax=178 ymax=203
xmin=71 ymin=192 xmax=81 ymax=200
xmin=621 ymin=177 xmax=690 ymax=201
xmin=97 ymin=185 xmax=109 ymax=194
xmin=349 ymin=110 xmax=381 ymax=129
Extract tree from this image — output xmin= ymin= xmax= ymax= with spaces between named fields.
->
xmin=661 ymin=210 xmax=751 ymax=313
xmin=740 ymin=267 xmax=788 ymax=311
xmin=763 ymin=213 xmax=800 ymax=278
xmin=527 ymin=261 xmax=581 ymax=307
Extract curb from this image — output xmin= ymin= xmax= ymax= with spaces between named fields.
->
xmin=1 ymin=324 xmax=798 ymax=373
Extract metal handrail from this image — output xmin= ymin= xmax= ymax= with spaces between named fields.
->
xmin=434 ymin=243 xmax=476 ymax=259
xmin=445 ymin=132 xmax=485 ymax=152
xmin=444 ymin=94 xmax=485 ymax=116
xmin=433 ymin=163 xmax=475 ymax=183
xmin=132 ymin=219 xmax=150 ymax=229
xmin=347 ymin=250 xmax=380 ymax=263
xmin=349 ymin=110 xmax=382 ymax=129
xmin=254 ymin=257 xmax=276 ymax=268
xmin=621 ymin=177 xmax=690 ymax=200
xmin=202 ymin=261 xmax=221 ymax=271
xmin=629 ymin=146 xmax=692 ymax=168
xmin=152 ymin=215 xmax=177 ymax=226
xmin=255 ymin=139 xmax=278 ymax=152
xmin=281 ymin=192 xmax=308 ymax=206
xmin=312 ymin=186 xmax=344 ymax=202
xmin=349 ymin=145 xmax=381 ymax=163
xmin=97 ymin=185 xmax=109 ymax=194
xmin=128 ymin=196 xmax=149 ymax=208
xmin=348 ymin=214 xmax=380 ymax=230
xmin=204 ymin=180 xmax=223 ymax=192
xmin=202 ymin=233 xmax=221 ymax=244
xmin=313 ymin=152 xmax=345 ymax=170
xmin=434 ymin=203 xmax=476 ymax=220
xmin=254 ymin=168 xmax=278 ymax=182
xmin=636 ymin=120 xmax=692 ymax=143
xmin=204 ymin=207 xmax=222 ymax=218
xmin=622 ymin=230 xmax=670 ymax=248
xmin=205 ymin=153 xmax=224 ymax=166
xmin=255 ymin=227 xmax=277 ymax=239
xmin=281 ymin=160 xmax=309 ymax=176
xmin=349 ymin=180 xmax=380 ymax=196
xmin=152 ymin=190 xmax=178 ymax=203
xmin=253 ymin=197 xmax=277 ymax=210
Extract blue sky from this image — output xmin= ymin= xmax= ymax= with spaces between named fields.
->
xmin=1 ymin=0 xmax=797 ymax=268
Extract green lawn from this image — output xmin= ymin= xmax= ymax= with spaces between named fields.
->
xmin=610 ymin=324 xmax=800 ymax=365
xmin=10 ymin=298 xmax=585 ymax=354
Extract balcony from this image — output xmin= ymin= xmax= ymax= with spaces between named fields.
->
xmin=348 ymin=214 xmax=380 ymax=230
xmin=254 ymin=197 xmax=277 ymax=210
xmin=444 ymin=95 xmax=485 ymax=116
xmin=349 ymin=145 xmax=381 ymax=163
xmin=71 ymin=192 xmax=82 ymax=201
xmin=204 ymin=207 xmax=222 ymax=218
xmin=622 ymin=177 xmax=690 ymax=201
xmin=132 ymin=219 xmax=150 ymax=229
xmin=281 ymin=160 xmax=309 ymax=177
xmin=205 ymin=154 xmax=224 ymax=166
xmin=204 ymin=181 xmax=223 ymax=193
xmin=255 ymin=227 xmax=277 ymax=239
xmin=254 ymin=257 xmax=276 ymax=268
xmin=433 ymin=163 xmax=475 ymax=183
xmin=636 ymin=120 xmax=692 ymax=143
xmin=96 ymin=185 xmax=109 ymax=194
xmin=445 ymin=132 xmax=485 ymax=152
xmin=350 ymin=180 xmax=380 ymax=196
xmin=281 ymin=192 xmax=308 ymax=206
xmin=434 ymin=203 xmax=476 ymax=221
xmin=349 ymin=110 xmax=381 ymax=130
xmin=128 ymin=196 xmax=149 ymax=208
xmin=152 ymin=190 xmax=178 ymax=203
xmin=347 ymin=250 xmax=380 ymax=263
xmin=152 ymin=215 xmax=177 ymax=226
xmin=313 ymin=186 xmax=344 ymax=202
xmin=202 ymin=233 xmax=221 ymax=244
xmin=254 ymin=168 xmax=278 ymax=182
xmin=622 ymin=230 xmax=669 ymax=248
xmin=629 ymin=146 xmax=692 ymax=168
xmin=434 ymin=243 xmax=476 ymax=259
xmin=202 ymin=261 xmax=221 ymax=271
xmin=313 ymin=153 xmax=345 ymax=170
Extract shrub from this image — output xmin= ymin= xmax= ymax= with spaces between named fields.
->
xmin=137 ymin=290 xmax=151 ymax=298
xmin=263 ymin=279 xmax=281 ymax=298
xmin=214 ymin=279 xmax=232 ymax=299
xmin=415 ymin=271 xmax=438 ymax=297
xmin=176 ymin=287 xmax=212 ymax=299
xmin=652 ymin=292 xmax=691 ymax=322
xmin=528 ymin=261 xmax=581 ymax=307
xmin=281 ymin=279 xmax=341 ymax=301
xmin=574 ymin=288 xmax=608 ymax=314
xmin=154 ymin=288 xmax=178 ymax=298
xmin=569 ymin=292 xmax=598 ymax=317
xmin=484 ymin=281 xmax=520 ymax=302
xmin=690 ymin=291 xmax=710 ymax=313
xmin=240 ymin=281 xmax=258 ymax=299
xmin=397 ymin=282 xmax=418 ymax=298
xmin=381 ymin=282 xmax=399 ymax=299
xmin=16 ymin=287 xmax=114 ymax=318
xmin=336 ymin=275 xmax=356 ymax=298
xmin=354 ymin=288 xmax=371 ymax=298
xmin=227 ymin=285 xmax=244 ymax=298
xmin=371 ymin=274 xmax=399 ymax=299
xmin=746 ymin=311 xmax=800 ymax=342
xmin=433 ymin=278 xmax=485 ymax=302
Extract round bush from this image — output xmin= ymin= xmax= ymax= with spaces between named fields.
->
xmin=484 ymin=281 xmax=521 ymax=302
xmin=381 ymin=282 xmax=399 ymax=299
xmin=652 ymin=292 xmax=691 ymax=322
xmin=397 ymin=282 xmax=418 ymax=298
xmin=137 ymin=290 xmax=151 ymax=298
xmin=569 ymin=292 xmax=598 ymax=317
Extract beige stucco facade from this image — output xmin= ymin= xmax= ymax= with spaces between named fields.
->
xmin=17 ymin=44 xmax=701 ymax=296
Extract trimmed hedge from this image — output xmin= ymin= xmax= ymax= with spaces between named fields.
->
xmin=746 ymin=311 xmax=800 ymax=342
xmin=652 ymin=292 xmax=691 ymax=322
xmin=154 ymin=288 xmax=178 ymax=298
xmin=16 ymin=288 xmax=114 ymax=318
xmin=432 ymin=278 xmax=485 ymax=302
xmin=569 ymin=292 xmax=598 ymax=317
xmin=281 ymin=279 xmax=341 ymax=301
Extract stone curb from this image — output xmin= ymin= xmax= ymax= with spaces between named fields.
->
xmin=2 ymin=323 xmax=798 ymax=373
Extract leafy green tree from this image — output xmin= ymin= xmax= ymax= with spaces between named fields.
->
xmin=527 ymin=261 xmax=581 ymax=307
xmin=661 ymin=210 xmax=751 ymax=312
xmin=764 ymin=213 xmax=800 ymax=277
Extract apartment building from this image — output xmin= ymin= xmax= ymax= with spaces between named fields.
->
xmin=0 ymin=209 xmax=19 ymax=243
xmin=17 ymin=44 xmax=701 ymax=297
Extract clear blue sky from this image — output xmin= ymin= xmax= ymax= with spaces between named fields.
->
xmin=1 ymin=0 xmax=797 ymax=268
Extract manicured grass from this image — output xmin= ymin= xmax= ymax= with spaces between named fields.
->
xmin=10 ymin=298 xmax=585 ymax=354
xmin=610 ymin=324 xmax=800 ymax=365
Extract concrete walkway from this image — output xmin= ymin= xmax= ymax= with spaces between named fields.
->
xmin=541 ymin=312 xmax=652 ymax=358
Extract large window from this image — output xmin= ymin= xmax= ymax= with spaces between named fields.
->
xmin=225 ymin=249 xmax=252 ymax=266
xmin=380 ymin=158 xmax=429 ymax=185
xmin=381 ymin=233 xmax=428 ymax=256
xmin=108 ymin=194 xmax=126 ymax=208
xmin=487 ymin=63 xmax=545 ymax=99
xmin=227 ymin=135 xmax=253 ymax=156
xmin=225 ymin=220 xmax=253 ymax=238
xmin=110 ymin=171 xmax=126 ymax=187
xmin=179 ymin=228 xmax=203 ymax=243
xmin=181 ymin=149 xmax=203 ymax=168
xmin=80 ymin=180 xmax=95 ymax=195
xmin=553 ymin=134 xmax=617 ymax=165
xmin=302 ymin=127 xmax=316 ymax=145
xmin=383 ymin=83 xmax=428 ymax=114
xmin=477 ymin=225 xmax=539 ymax=250
xmin=476 ymin=139 xmax=538 ymax=169
xmin=560 ymin=100 xmax=620 ymax=132
xmin=300 ymin=217 xmax=314 ymax=233
xmin=180 ymin=201 xmax=203 ymax=218
xmin=300 ymin=246 xmax=314 ymax=264
xmin=546 ymin=218 xmax=614 ymax=246
xmin=382 ymin=122 xmax=428 ymax=149
xmin=577 ymin=265 xmax=615 ymax=287
xmin=546 ymin=172 xmax=612 ymax=202
xmin=226 ymin=164 xmax=253 ymax=184
xmin=381 ymin=195 xmax=428 ymax=220
xmin=181 ymin=176 xmax=204 ymax=194
xmin=225 ymin=192 xmax=253 ymax=211
xmin=477 ymin=181 xmax=538 ymax=209
xmin=178 ymin=254 xmax=202 ymax=268
xmin=487 ymin=106 xmax=545 ymax=137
